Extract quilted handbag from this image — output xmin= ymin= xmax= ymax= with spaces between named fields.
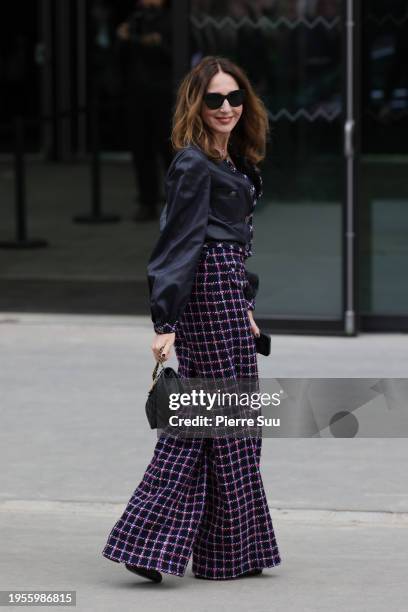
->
xmin=145 ymin=360 xmax=183 ymax=429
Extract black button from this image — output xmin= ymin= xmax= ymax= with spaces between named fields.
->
xmin=228 ymin=190 xmax=238 ymax=197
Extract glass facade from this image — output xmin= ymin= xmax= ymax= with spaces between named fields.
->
xmin=0 ymin=1 xmax=42 ymax=153
xmin=0 ymin=0 xmax=407 ymax=333
xmin=360 ymin=0 xmax=408 ymax=318
xmin=191 ymin=0 xmax=344 ymax=322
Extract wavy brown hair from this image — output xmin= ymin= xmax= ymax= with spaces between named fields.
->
xmin=171 ymin=56 xmax=269 ymax=165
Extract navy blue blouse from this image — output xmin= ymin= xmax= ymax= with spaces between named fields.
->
xmin=147 ymin=146 xmax=262 ymax=335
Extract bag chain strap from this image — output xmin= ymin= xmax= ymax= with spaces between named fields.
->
xmin=149 ymin=359 xmax=165 ymax=392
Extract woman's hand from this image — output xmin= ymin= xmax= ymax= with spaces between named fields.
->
xmin=248 ymin=310 xmax=260 ymax=338
xmin=151 ymin=332 xmax=175 ymax=363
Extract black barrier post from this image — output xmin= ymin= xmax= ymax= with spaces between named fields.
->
xmin=0 ymin=116 xmax=48 ymax=249
xmin=73 ymin=94 xmax=121 ymax=224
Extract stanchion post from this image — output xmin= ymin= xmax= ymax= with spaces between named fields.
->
xmin=15 ymin=115 xmax=27 ymax=242
xmin=0 ymin=115 xmax=48 ymax=249
xmin=91 ymin=94 xmax=101 ymax=218
xmin=73 ymin=93 xmax=121 ymax=224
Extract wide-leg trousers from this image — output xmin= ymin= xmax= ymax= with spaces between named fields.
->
xmin=102 ymin=243 xmax=282 ymax=579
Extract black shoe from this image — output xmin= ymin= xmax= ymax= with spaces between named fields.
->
xmin=132 ymin=207 xmax=158 ymax=222
xmin=125 ymin=563 xmax=162 ymax=583
xmin=194 ymin=568 xmax=262 ymax=580
xmin=242 ymin=568 xmax=263 ymax=577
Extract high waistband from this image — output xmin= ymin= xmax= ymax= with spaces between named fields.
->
xmin=203 ymin=240 xmax=246 ymax=253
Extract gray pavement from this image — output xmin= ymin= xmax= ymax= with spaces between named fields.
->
xmin=1 ymin=312 xmax=407 ymax=612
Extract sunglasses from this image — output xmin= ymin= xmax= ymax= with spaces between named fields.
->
xmin=203 ymin=89 xmax=245 ymax=110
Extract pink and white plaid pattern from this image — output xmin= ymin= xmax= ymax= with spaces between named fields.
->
xmin=102 ymin=434 xmax=281 ymax=578
xmin=175 ymin=242 xmax=258 ymax=379
xmin=102 ymin=243 xmax=282 ymax=579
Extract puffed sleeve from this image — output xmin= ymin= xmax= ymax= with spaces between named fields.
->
xmin=146 ymin=148 xmax=211 ymax=334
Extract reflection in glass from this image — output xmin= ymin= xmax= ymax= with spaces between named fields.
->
xmin=361 ymin=0 xmax=408 ymax=315
xmin=191 ymin=0 xmax=343 ymax=318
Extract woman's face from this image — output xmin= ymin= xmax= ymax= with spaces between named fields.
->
xmin=201 ymin=71 xmax=243 ymax=138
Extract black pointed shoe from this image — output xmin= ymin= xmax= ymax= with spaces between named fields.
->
xmin=242 ymin=568 xmax=263 ymax=577
xmin=194 ymin=568 xmax=262 ymax=580
xmin=125 ymin=563 xmax=162 ymax=583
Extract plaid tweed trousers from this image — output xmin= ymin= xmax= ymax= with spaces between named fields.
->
xmin=102 ymin=243 xmax=282 ymax=579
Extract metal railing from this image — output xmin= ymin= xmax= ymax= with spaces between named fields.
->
xmin=0 ymin=96 xmax=121 ymax=250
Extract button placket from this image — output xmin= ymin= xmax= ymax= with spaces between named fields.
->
xmin=223 ymin=158 xmax=257 ymax=206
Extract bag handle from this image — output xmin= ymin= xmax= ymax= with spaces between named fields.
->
xmin=149 ymin=359 xmax=165 ymax=392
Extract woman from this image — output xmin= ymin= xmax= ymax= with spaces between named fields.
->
xmin=102 ymin=55 xmax=282 ymax=582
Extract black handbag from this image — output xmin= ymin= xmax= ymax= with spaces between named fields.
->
xmin=145 ymin=360 xmax=183 ymax=429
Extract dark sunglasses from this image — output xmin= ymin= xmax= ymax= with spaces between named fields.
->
xmin=203 ymin=89 xmax=245 ymax=110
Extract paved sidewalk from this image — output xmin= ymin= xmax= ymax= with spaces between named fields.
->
xmin=1 ymin=503 xmax=407 ymax=612
xmin=0 ymin=313 xmax=407 ymax=612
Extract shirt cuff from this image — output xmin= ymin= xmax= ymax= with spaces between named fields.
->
xmin=153 ymin=321 xmax=178 ymax=334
